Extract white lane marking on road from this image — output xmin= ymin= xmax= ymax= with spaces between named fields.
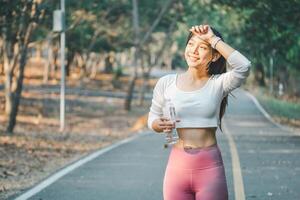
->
xmin=243 ymin=90 xmax=300 ymax=135
xmin=14 ymin=131 xmax=149 ymax=200
xmin=223 ymin=122 xmax=246 ymax=200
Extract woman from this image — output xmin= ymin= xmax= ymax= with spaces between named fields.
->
xmin=147 ymin=24 xmax=251 ymax=200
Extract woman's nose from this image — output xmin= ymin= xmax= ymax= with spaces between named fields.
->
xmin=190 ymin=46 xmax=198 ymax=54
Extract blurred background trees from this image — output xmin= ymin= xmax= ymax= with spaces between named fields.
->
xmin=211 ymin=0 xmax=300 ymax=95
xmin=1 ymin=0 xmax=299 ymax=134
xmin=0 ymin=0 xmax=54 ymax=133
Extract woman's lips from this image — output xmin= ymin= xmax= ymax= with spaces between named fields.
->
xmin=188 ymin=55 xmax=199 ymax=61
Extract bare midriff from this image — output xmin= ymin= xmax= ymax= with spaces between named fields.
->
xmin=173 ymin=127 xmax=217 ymax=149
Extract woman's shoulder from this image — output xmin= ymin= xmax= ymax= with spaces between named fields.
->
xmin=156 ymin=73 xmax=176 ymax=85
xmin=210 ymin=74 xmax=225 ymax=87
xmin=210 ymin=74 xmax=222 ymax=80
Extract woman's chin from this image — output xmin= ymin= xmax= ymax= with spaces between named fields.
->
xmin=187 ymin=61 xmax=200 ymax=68
xmin=188 ymin=63 xmax=208 ymax=70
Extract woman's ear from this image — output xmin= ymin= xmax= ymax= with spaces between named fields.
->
xmin=212 ymin=52 xmax=221 ymax=62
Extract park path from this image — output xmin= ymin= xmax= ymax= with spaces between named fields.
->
xmin=11 ymin=88 xmax=300 ymax=200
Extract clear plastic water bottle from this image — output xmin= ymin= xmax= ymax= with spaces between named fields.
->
xmin=164 ymin=99 xmax=179 ymax=146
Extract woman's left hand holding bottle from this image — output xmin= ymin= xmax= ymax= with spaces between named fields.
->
xmin=151 ymin=117 xmax=180 ymax=133
xmin=161 ymin=117 xmax=180 ymax=133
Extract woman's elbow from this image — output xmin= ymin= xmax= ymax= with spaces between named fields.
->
xmin=147 ymin=115 xmax=157 ymax=132
xmin=147 ymin=117 xmax=162 ymax=133
xmin=147 ymin=120 xmax=154 ymax=131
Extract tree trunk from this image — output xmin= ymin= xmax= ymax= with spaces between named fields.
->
xmin=0 ymin=38 xmax=3 ymax=75
xmin=6 ymin=23 xmax=34 ymax=134
xmin=125 ymin=0 xmax=177 ymax=111
xmin=51 ymin=44 xmax=59 ymax=79
xmin=254 ymin=62 xmax=266 ymax=86
xmin=90 ymin=54 xmax=99 ymax=79
xmin=137 ymin=9 xmax=179 ymax=106
xmin=78 ymin=53 xmax=87 ymax=78
xmin=3 ymin=39 xmax=19 ymax=116
xmin=138 ymin=70 xmax=149 ymax=106
xmin=6 ymin=51 xmax=26 ymax=133
xmin=66 ymin=50 xmax=75 ymax=77
xmin=43 ymin=34 xmax=53 ymax=83
xmin=3 ymin=48 xmax=12 ymax=115
xmin=104 ymin=53 xmax=114 ymax=73
xmin=139 ymin=0 xmax=176 ymax=47
xmin=125 ymin=75 xmax=138 ymax=111
xmin=124 ymin=0 xmax=140 ymax=111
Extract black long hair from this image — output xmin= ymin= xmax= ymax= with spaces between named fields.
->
xmin=186 ymin=27 xmax=228 ymax=131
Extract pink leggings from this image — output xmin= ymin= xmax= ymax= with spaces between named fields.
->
xmin=163 ymin=144 xmax=228 ymax=200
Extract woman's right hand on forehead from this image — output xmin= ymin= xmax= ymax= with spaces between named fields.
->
xmin=189 ymin=24 xmax=215 ymax=43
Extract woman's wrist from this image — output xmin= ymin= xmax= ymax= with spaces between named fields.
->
xmin=208 ymin=35 xmax=217 ymax=44
xmin=152 ymin=119 xmax=163 ymax=133
xmin=209 ymin=35 xmax=222 ymax=49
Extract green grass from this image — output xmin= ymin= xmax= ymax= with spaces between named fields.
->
xmin=256 ymin=95 xmax=300 ymax=120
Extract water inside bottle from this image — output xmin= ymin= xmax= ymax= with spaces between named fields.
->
xmin=164 ymin=99 xmax=179 ymax=145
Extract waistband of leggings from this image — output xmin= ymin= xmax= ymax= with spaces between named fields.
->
xmin=167 ymin=144 xmax=223 ymax=170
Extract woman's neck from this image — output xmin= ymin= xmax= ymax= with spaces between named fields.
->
xmin=186 ymin=67 xmax=210 ymax=82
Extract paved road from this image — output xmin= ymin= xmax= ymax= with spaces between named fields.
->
xmin=12 ymin=89 xmax=300 ymax=200
xmin=224 ymin=90 xmax=300 ymax=199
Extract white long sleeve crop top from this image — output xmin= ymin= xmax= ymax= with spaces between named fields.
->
xmin=147 ymin=50 xmax=251 ymax=131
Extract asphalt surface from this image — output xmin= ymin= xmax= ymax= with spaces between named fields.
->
xmin=12 ymin=89 xmax=300 ymax=200
xmin=224 ymin=90 xmax=300 ymax=199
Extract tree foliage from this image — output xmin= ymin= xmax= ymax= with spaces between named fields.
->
xmin=1 ymin=0 xmax=300 ymax=133
xmin=210 ymin=0 xmax=300 ymax=74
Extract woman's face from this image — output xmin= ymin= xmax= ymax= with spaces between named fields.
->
xmin=184 ymin=35 xmax=213 ymax=69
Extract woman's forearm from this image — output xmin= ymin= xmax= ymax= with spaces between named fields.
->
xmin=208 ymin=36 xmax=235 ymax=60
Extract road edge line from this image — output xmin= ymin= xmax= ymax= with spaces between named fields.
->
xmin=13 ymin=131 xmax=149 ymax=200
xmin=223 ymin=122 xmax=246 ymax=200
xmin=243 ymin=90 xmax=300 ymax=135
